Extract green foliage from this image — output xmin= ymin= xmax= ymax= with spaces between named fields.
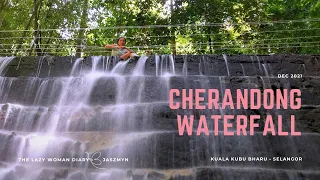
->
xmin=0 ymin=0 xmax=319 ymax=56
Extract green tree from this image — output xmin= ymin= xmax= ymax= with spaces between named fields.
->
xmin=0 ymin=0 xmax=319 ymax=56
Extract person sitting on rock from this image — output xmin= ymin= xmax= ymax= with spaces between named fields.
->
xmin=105 ymin=37 xmax=139 ymax=61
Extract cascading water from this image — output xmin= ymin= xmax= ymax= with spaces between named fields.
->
xmin=0 ymin=55 xmax=319 ymax=180
xmin=70 ymin=58 xmax=84 ymax=76
xmin=36 ymin=57 xmax=46 ymax=78
xmin=240 ymin=64 xmax=245 ymax=76
xmin=132 ymin=56 xmax=148 ymax=76
xmin=222 ymin=54 xmax=230 ymax=76
xmin=182 ymin=56 xmax=188 ymax=76
xmin=159 ymin=55 xmax=175 ymax=76
xmin=256 ymin=55 xmax=262 ymax=72
xmin=0 ymin=57 xmax=14 ymax=75
xmin=0 ymin=55 xmax=173 ymax=179
xmin=262 ymin=63 xmax=271 ymax=88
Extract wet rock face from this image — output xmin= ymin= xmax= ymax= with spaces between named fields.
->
xmin=1 ymin=55 xmax=320 ymax=77
xmin=0 ymin=55 xmax=319 ymax=180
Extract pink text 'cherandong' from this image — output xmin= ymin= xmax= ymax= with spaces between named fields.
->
xmin=169 ymin=89 xmax=302 ymax=136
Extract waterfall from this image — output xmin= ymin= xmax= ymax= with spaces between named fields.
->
xmin=0 ymin=57 xmax=14 ymax=75
xmin=0 ymin=55 xmax=318 ymax=180
xmin=155 ymin=55 xmax=160 ymax=76
xmin=159 ymin=55 xmax=175 ymax=76
xmin=132 ymin=56 xmax=148 ymax=76
xmin=70 ymin=58 xmax=83 ymax=76
xmin=182 ymin=56 xmax=188 ymax=76
xmin=240 ymin=63 xmax=245 ymax=76
xmin=222 ymin=54 xmax=230 ymax=76
xmin=111 ymin=61 xmax=129 ymax=74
